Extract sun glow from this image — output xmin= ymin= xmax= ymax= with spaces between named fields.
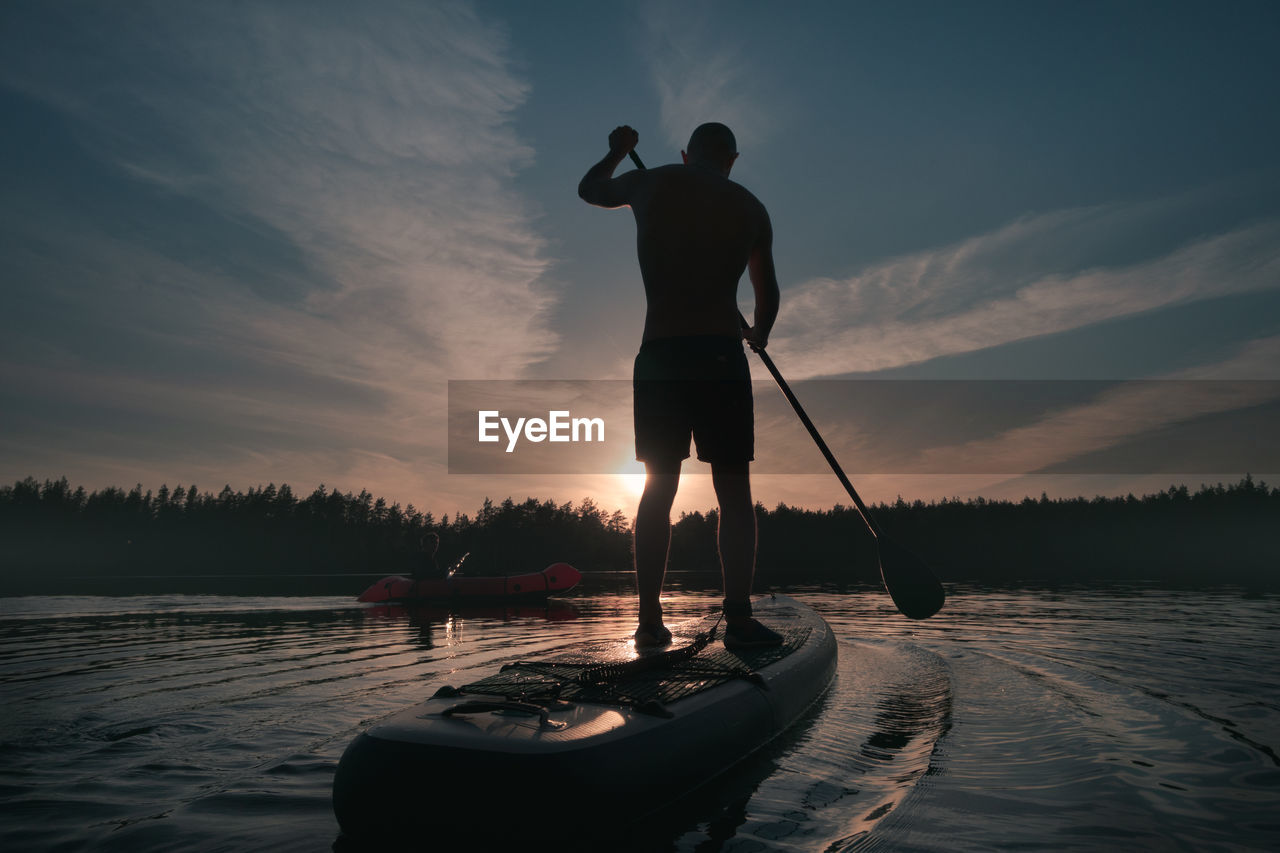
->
xmin=618 ymin=458 xmax=647 ymax=499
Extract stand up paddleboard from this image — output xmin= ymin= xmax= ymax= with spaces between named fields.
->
xmin=332 ymin=594 xmax=836 ymax=843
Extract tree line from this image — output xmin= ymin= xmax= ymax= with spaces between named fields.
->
xmin=693 ymin=476 xmax=1279 ymax=585
xmin=0 ymin=476 xmax=1276 ymax=591
xmin=0 ymin=479 xmax=631 ymax=586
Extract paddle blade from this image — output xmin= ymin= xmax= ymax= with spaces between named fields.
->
xmin=877 ymin=537 xmax=945 ymax=619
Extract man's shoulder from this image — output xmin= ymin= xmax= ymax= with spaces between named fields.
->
xmin=730 ymin=179 xmax=766 ymax=207
xmin=725 ymin=179 xmax=769 ymax=225
xmin=648 ymin=165 xmax=768 ymax=217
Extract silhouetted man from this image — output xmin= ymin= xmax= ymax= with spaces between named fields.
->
xmin=579 ymin=122 xmax=783 ymax=650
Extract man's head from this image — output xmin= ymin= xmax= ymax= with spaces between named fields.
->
xmin=682 ymin=122 xmax=738 ymax=175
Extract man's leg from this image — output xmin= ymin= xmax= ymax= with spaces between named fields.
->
xmin=710 ymin=461 xmax=755 ymax=605
xmin=712 ymin=461 xmax=783 ymax=648
xmin=635 ymin=459 xmax=681 ymax=631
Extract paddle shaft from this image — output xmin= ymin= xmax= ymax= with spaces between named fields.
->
xmin=616 ymin=144 xmax=942 ymax=612
xmin=620 ymin=144 xmax=942 ymax=617
xmin=737 ymin=320 xmax=884 ymax=541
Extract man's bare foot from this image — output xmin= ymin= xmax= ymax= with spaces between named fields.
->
xmin=634 ymin=622 xmax=673 ymax=649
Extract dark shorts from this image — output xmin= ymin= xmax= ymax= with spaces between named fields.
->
xmin=633 ymin=335 xmax=753 ymax=465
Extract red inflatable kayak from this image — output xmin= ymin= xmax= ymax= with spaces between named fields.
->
xmin=357 ymin=562 xmax=581 ymax=603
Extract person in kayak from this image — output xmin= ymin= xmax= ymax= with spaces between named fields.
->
xmin=579 ymin=122 xmax=784 ymax=651
xmin=412 ymin=532 xmax=444 ymax=580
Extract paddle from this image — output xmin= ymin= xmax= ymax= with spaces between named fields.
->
xmin=447 ymin=552 xmax=469 ymax=580
xmin=626 ymin=146 xmax=944 ymax=619
xmin=737 ymin=314 xmax=945 ymax=619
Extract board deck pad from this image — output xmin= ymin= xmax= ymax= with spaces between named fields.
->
xmin=459 ymin=615 xmax=812 ymax=711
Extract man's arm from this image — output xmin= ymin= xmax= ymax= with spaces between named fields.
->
xmin=578 ymin=125 xmax=642 ymax=208
xmin=743 ymin=212 xmax=780 ymax=349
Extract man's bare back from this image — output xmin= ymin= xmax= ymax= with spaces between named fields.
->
xmin=578 ymin=125 xmax=779 ymax=345
xmin=630 ymin=163 xmax=769 ymax=339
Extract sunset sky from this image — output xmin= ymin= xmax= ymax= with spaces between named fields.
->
xmin=3 ymin=0 xmax=1278 ymax=522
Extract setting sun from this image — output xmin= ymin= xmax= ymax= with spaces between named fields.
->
xmin=618 ymin=458 xmax=647 ymax=499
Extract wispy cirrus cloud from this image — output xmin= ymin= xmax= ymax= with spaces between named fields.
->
xmin=639 ymin=3 xmax=778 ymax=152
xmin=768 ymin=195 xmax=1280 ymax=378
xmin=914 ymin=337 xmax=1280 ymax=475
xmin=1 ymin=1 xmax=556 ymax=499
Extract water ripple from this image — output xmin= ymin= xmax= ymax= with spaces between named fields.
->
xmin=1 ymin=587 xmax=1277 ymax=851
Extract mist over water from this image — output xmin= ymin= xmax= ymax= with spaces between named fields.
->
xmin=1 ymin=580 xmax=1276 ymax=851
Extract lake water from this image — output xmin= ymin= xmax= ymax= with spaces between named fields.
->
xmin=1 ymin=578 xmax=1277 ymax=851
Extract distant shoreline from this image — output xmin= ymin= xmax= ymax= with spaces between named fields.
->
xmin=3 ymin=476 xmax=1277 ymax=592
xmin=2 ymin=574 xmax=1274 ymax=600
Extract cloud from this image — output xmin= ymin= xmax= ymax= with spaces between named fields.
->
xmin=914 ymin=337 xmax=1280 ymax=475
xmin=639 ymin=3 xmax=777 ymax=152
xmin=768 ymin=197 xmax=1280 ymax=378
xmin=1 ymin=1 xmax=557 ymax=500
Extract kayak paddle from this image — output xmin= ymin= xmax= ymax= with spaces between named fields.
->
xmin=447 ymin=552 xmax=469 ymax=580
xmin=627 ymin=145 xmax=944 ymax=619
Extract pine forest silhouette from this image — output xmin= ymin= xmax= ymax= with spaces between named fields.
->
xmin=1 ymin=476 xmax=1276 ymax=594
